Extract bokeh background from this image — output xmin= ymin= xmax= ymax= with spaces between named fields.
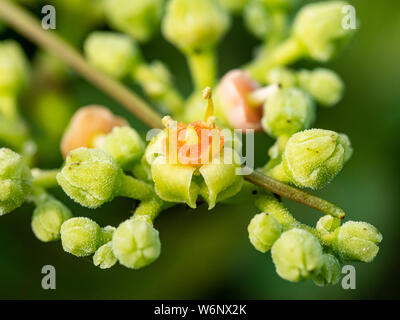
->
xmin=0 ymin=0 xmax=399 ymax=299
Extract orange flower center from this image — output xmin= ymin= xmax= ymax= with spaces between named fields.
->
xmin=163 ymin=121 xmax=224 ymax=166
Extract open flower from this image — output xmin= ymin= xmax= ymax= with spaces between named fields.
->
xmin=145 ymin=88 xmax=243 ymax=209
xmin=61 ymin=105 xmax=128 ymax=158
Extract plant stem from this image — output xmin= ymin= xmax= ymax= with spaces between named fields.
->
xmin=0 ymin=0 xmax=346 ymax=217
xmin=31 ymin=168 xmax=59 ymax=189
xmin=246 ymin=170 xmax=345 ymax=218
xmin=0 ymin=0 xmax=163 ymax=129
xmin=187 ymin=49 xmax=217 ymax=90
xmin=118 ymin=174 xmax=155 ymax=201
xmin=246 ymin=37 xmax=304 ymax=83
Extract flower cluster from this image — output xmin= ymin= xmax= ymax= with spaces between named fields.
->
xmin=0 ymin=0 xmax=382 ymax=286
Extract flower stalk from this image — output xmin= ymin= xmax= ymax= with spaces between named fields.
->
xmin=0 ymin=0 xmax=347 ymax=217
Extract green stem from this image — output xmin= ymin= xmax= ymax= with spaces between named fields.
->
xmin=246 ymin=37 xmax=304 ymax=83
xmin=31 ymin=168 xmax=59 ymax=189
xmin=132 ymin=197 xmax=164 ymax=224
xmin=186 ymin=49 xmax=217 ymax=90
xmin=0 ymin=0 xmax=347 ymax=218
xmin=254 ymin=192 xmax=338 ymax=248
xmin=246 ymin=170 xmax=345 ymax=218
xmin=265 ymin=11 xmax=289 ymax=48
xmin=118 ymin=174 xmax=155 ymax=201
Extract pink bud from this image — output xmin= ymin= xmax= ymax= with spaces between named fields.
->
xmin=61 ymin=105 xmax=128 ymax=158
xmin=218 ymin=69 xmax=262 ymax=131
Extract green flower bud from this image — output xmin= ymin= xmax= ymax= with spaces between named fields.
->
xmin=60 ymin=217 xmax=103 ymax=257
xmin=0 ymin=148 xmax=32 ymax=215
xmin=267 ymin=68 xmax=297 ymax=88
xmin=271 ymin=228 xmax=323 ymax=282
xmin=293 ymin=1 xmax=355 ymax=62
xmin=56 ymin=148 xmax=122 ymax=209
xmin=337 ymin=221 xmax=382 ymax=263
xmin=105 ymin=0 xmax=163 ymax=42
xmin=282 ymin=129 xmax=352 ymax=189
xmin=312 ymin=253 xmax=341 ymax=286
xmin=112 ymin=219 xmax=161 ymax=269
xmin=316 ymin=215 xmax=341 ymax=235
xmin=84 ymin=32 xmax=141 ymax=79
xmin=297 ymin=68 xmax=344 ymax=107
xmin=0 ymin=40 xmax=29 ymax=94
xmin=261 ymin=88 xmax=315 ymax=138
xmin=244 ymin=0 xmax=271 ymax=39
xmin=248 ymin=212 xmax=282 ymax=253
xmin=31 ymin=198 xmax=73 ymax=242
xmin=162 ymin=0 xmax=230 ymax=53
xmin=93 ymin=242 xmax=117 ymax=269
xmin=101 ymin=126 xmax=145 ymax=170
xmin=101 ymin=225 xmax=116 ymax=243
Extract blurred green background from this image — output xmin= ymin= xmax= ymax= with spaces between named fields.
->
xmin=0 ymin=0 xmax=399 ymax=299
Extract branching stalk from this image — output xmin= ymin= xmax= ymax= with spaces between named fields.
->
xmin=0 ymin=0 xmax=345 ymax=217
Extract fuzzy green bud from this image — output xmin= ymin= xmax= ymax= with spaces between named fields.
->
xmin=282 ymin=129 xmax=352 ymax=189
xmin=243 ymin=0 xmax=271 ymax=39
xmin=93 ymin=242 xmax=117 ymax=269
xmin=0 ymin=148 xmax=32 ymax=215
xmin=101 ymin=126 xmax=145 ymax=170
xmin=267 ymin=68 xmax=297 ymax=88
xmin=162 ymin=0 xmax=230 ymax=53
xmin=316 ymin=215 xmax=341 ymax=235
xmin=337 ymin=221 xmax=382 ymax=263
xmin=105 ymin=0 xmax=163 ymax=42
xmin=84 ymin=32 xmax=141 ymax=79
xmin=298 ymin=68 xmax=344 ymax=107
xmin=293 ymin=1 xmax=355 ymax=62
xmin=248 ymin=212 xmax=282 ymax=253
xmin=271 ymin=228 xmax=323 ymax=282
xmin=112 ymin=218 xmax=161 ymax=269
xmin=0 ymin=40 xmax=29 ymax=94
xmin=312 ymin=253 xmax=341 ymax=286
xmin=31 ymin=198 xmax=73 ymax=242
xmin=60 ymin=217 xmax=103 ymax=257
xmin=56 ymin=148 xmax=122 ymax=209
xmin=261 ymin=88 xmax=315 ymax=138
